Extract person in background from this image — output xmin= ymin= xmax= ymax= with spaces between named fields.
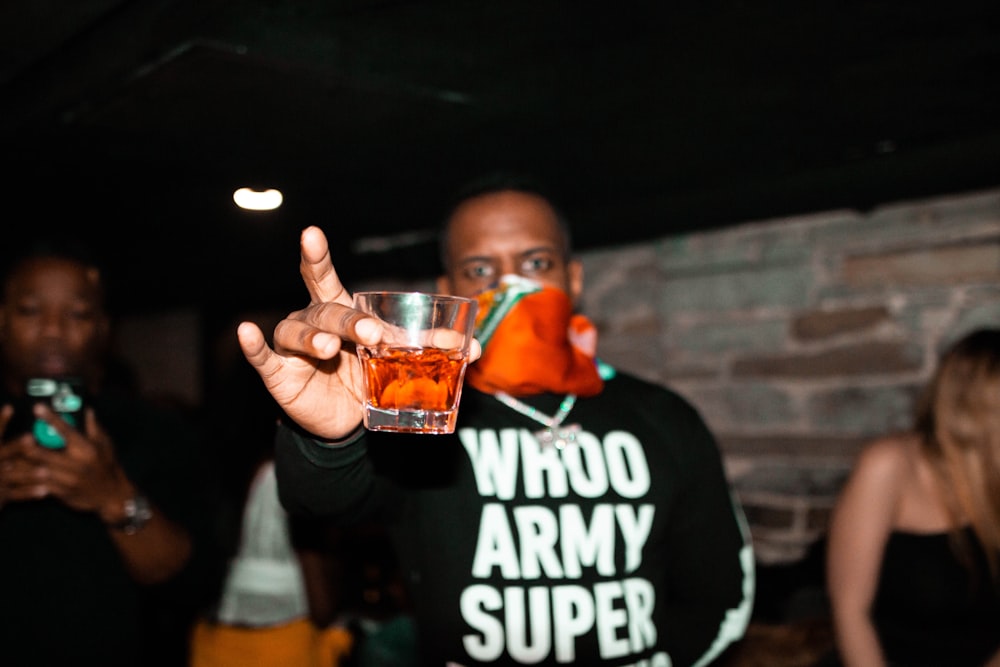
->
xmin=824 ymin=327 xmax=1000 ymax=666
xmin=190 ymin=343 xmax=352 ymax=667
xmin=0 ymin=238 xmax=220 ymax=667
xmin=189 ymin=457 xmax=354 ymax=667
xmin=325 ymin=520 xmax=418 ymax=667
xmin=237 ymin=172 xmax=755 ymax=666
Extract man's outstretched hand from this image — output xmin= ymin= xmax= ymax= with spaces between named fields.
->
xmin=237 ymin=226 xmax=384 ymax=441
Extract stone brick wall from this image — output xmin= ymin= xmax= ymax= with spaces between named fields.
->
xmin=578 ymin=186 xmax=1000 ymax=563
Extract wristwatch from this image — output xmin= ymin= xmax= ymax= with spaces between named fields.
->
xmin=110 ymin=494 xmax=153 ymax=535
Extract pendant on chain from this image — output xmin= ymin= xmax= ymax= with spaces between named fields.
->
xmin=535 ymin=423 xmax=581 ymax=450
xmin=493 ymin=391 xmax=581 ymax=450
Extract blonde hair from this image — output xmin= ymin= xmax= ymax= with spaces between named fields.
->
xmin=916 ymin=328 xmax=1000 ymax=583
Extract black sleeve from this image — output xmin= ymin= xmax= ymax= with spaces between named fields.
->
xmin=273 ymin=423 xmax=380 ymax=521
xmin=660 ymin=397 xmax=755 ymax=665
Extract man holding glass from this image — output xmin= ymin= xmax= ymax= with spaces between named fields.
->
xmin=238 ymin=173 xmax=754 ymax=666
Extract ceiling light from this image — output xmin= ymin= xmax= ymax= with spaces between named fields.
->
xmin=233 ymin=187 xmax=283 ymax=211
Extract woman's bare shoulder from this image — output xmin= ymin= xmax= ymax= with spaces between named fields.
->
xmin=851 ymin=432 xmax=920 ymax=481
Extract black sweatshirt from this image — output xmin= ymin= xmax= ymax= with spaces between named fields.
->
xmin=275 ymin=369 xmax=755 ymax=666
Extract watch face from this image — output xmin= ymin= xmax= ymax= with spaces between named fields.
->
xmin=116 ymin=495 xmax=153 ymax=534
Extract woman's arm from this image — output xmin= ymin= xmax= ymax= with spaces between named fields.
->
xmin=826 ymin=437 xmax=906 ymax=667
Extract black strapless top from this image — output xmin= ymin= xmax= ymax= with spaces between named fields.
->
xmin=872 ymin=527 xmax=1000 ymax=666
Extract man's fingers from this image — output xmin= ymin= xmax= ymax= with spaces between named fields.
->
xmin=299 ymin=226 xmax=353 ymax=306
xmin=0 ymin=404 xmax=12 ymax=435
xmin=237 ymin=321 xmax=268 ymax=365
xmin=294 ymin=302 xmax=383 ymax=347
xmin=237 ymin=321 xmax=291 ymax=380
xmin=240 ymin=318 xmax=351 ymax=368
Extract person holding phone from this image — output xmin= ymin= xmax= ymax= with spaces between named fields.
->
xmin=0 ymin=239 xmax=220 ymax=667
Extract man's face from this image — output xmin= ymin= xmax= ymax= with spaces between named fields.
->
xmin=437 ymin=190 xmax=583 ymax=300
xmin=0 ymin=257 xmax=108 ymax=392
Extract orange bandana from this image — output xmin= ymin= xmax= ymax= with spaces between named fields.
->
xmin=467 ymin=284 xmax=604 ymax=397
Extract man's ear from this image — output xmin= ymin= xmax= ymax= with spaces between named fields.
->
xmin=568 ymin=259 xmax=584 ymax=304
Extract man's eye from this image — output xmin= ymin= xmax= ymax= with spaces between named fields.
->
xmin=521 ymin=257 xmax=553 ymax=274
xmin=463 ymin=264 xmax=496 ymax=280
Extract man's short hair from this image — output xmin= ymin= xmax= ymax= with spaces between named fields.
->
xmin=0 ymin=235 xmax=109 ymax=309
xmin=437 ymin=170 xmax=573 ymax=270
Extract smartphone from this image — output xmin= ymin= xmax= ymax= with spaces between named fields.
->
xmin=5 ymin=377 xmax=87 ymax=449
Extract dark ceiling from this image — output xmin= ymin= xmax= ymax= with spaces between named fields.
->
xmin=2 ymin=1 xmax=999 ymax=318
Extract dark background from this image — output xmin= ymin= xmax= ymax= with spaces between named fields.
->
xmin=3 ymin=0 xmax=999 ymax=317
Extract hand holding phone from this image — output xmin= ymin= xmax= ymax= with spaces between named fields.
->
xmin=5 ymin=378 xmax=87 ymax=449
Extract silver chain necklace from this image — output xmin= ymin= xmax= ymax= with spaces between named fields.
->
xmin=493 ymin=392 xmax=580 ymax=449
